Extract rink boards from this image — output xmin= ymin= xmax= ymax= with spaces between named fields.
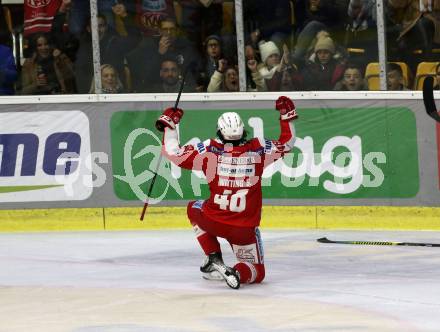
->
xmin=0 ymin=92 xmax=439 ymax=231
xmin=0 ymin=206 xmax=439 ymax=232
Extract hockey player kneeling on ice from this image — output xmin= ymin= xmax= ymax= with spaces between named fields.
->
xmin=156 ymin=96 xmax=297 ymax=289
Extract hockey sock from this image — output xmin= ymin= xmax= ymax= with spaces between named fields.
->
xmin=234 ymin=262 xmax=265 ymax=284
xmin=192 ymin=224 xmax=221 ymax=255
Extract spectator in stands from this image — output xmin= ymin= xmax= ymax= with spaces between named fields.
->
xmin=21 ymin=33 xmax=76 ymax=95
xmin=278 ymin=65 xmax=304 ymax=91
xmin=243 ymin=0 xmax=294 ymax=49
xmin=100 ymin=0 xmax=130 ymax=31
xmin=258 ymin=41 xmax=302 ymax=91
xmin=334 ymin=64 xmax=368 ymax=90
xmin=179 ymin=0 xmax=224 ymax=50
xmin=127 ymin=17 xmax=199 ymax=92
xmin=0 ymin=33 xmax=17 ymax=95
xmin=301 ymin=35 xmax=346 ymax=90
xmin=207 ymin=59 xmax=240 ymax=92
xmin=434 ymin=62 xmax=440 ymax=89
xmin=151 ymin=57 xmax=193 ymax=93
xmin=89 ymin=64 xmax=124 ymax=93
xmin=196 ymin=35 xmax=224 ymax=91
xmin=346 ymin=0 xmax=378 ymax=62
xmin=52 ymin=0 xmax=132 ymax=61
xmin=51 ymin=0 xmax=80 ymax=62
xmin=258 ymin=41 xmax=280 ymax=77
xmin=293 ymin=0 xmax=343 ymax=63
xmin=67 ymin=0 xmax=125 ymax=37
xmin=243 ymin=45 xmax=266 ymax=91
xmin=348 ymin=0 xmax=377 ymax=31
xmin=387 ymin=0 xmax=440 ymax=61
xmin=246 ymin=58 xmax=266 ymax=92
xmin=386 ymin=63 xmax=409 ymax=90
xmin=67 ymin=0 xmax=91 ymax=37
xmin=304 ymin=30 xmax=348 ymax=64
xmin=75 ymin=7 xmax=140 ymax=93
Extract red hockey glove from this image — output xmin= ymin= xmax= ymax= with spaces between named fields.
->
xmin=275 ymin=96 xmax=298 ymax=121
xmin=155 ymin=107 xmax=184 ymax=132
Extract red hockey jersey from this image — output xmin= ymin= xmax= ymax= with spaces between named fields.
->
xmin=163 ymin=119 xmax=295 ymax=227
xmin=135 ymin=0 xmax=176 ymax=37
xmin=24 ymin=0 xmax=61 ymax=36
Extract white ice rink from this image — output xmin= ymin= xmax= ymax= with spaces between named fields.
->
xmin=1 ymin=230 xmax=440 ymax=332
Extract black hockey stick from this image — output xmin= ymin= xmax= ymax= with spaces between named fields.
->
xmin=317 ymin=237 xmax=440 ymax=247
xmin=139 ymin=62 xmax=193 ymax=221
xmin=423 ymin=76 xmax=440 ymax=123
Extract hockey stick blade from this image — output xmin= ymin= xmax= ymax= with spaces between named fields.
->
xmin=317 ymin=237 xmax=440 ymax=247
xmin=317 ymin=237 xmax=333 ymax=243
xmin=423 ymin=76 xmax=440 ymax=123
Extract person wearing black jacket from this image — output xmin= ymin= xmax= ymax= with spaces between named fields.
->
xmin=74 ymin=5 xmax=140 ymax=93
xmin=126 ymin=18 xmax=200 ymax=92
xmin=293 ymin=0 xmax=343 ymax=63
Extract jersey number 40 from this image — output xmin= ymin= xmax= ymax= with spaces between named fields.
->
xmin=214 ymin=189 xmax=249 ymax=212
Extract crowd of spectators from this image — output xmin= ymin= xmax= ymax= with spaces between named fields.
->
xmin=0 ymin=0 xmax=439 ymax=96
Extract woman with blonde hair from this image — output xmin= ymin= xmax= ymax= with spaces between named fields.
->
xmin=89 ymin=64 xmax=124 ymax=93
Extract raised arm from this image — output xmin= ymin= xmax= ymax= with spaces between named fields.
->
xmin=157 ymin=107 xmax=202 ymax=170
xmin=262 ymin=96 xmax=298 ymax=166
xmin=274 ymin=96 xmax=297 ymax=150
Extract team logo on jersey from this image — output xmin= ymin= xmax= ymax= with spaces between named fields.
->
xmin=27 ymin=0 xmax=51 ymax=8
xmin=232 ymin=243 xmax=259 ymax=264
xmin=217 ymin=164 xmax=255 ymax=177
xmin=208 ymin=145 xmax=224 ymax=155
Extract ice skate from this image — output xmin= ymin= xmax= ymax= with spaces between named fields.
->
xmin=201 ymin=252 xmax=240 ymax=289
xmin=200 ymin=254 xmax=223 ymax=281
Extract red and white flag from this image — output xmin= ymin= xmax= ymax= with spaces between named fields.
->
xmin=24 ymin=0 xmax=61 ymax=36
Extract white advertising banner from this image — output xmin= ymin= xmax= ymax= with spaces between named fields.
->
xmin=0 ymin=111 xmax=92 ymax=202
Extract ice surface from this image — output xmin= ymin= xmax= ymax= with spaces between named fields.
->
xmin=0 ymin=230 xmax=439 ymax=332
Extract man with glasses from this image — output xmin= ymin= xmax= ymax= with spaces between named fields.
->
xmin=127 ymin=17 xmax=199 ymax=92
xmin=196 ymin=35 xmax=225 ymax=91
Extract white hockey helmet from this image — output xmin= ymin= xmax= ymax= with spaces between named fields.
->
xmin=217 ymin=112 xmax=244 ymax=141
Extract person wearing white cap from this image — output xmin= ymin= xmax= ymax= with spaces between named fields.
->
xmin=258 ymin=41 xmax=281 ymax=79
xmin=301 ymin=35 xmax=346 ymax=90
xmin=258 ymin=41 xmax=303 ymax=91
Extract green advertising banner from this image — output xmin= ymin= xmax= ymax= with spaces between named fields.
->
xmin=110 ymin=108 xmax=419 ymax=201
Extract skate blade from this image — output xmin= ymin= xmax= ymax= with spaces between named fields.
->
xmin=212 ymin=263 xmax=240 ymax=289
